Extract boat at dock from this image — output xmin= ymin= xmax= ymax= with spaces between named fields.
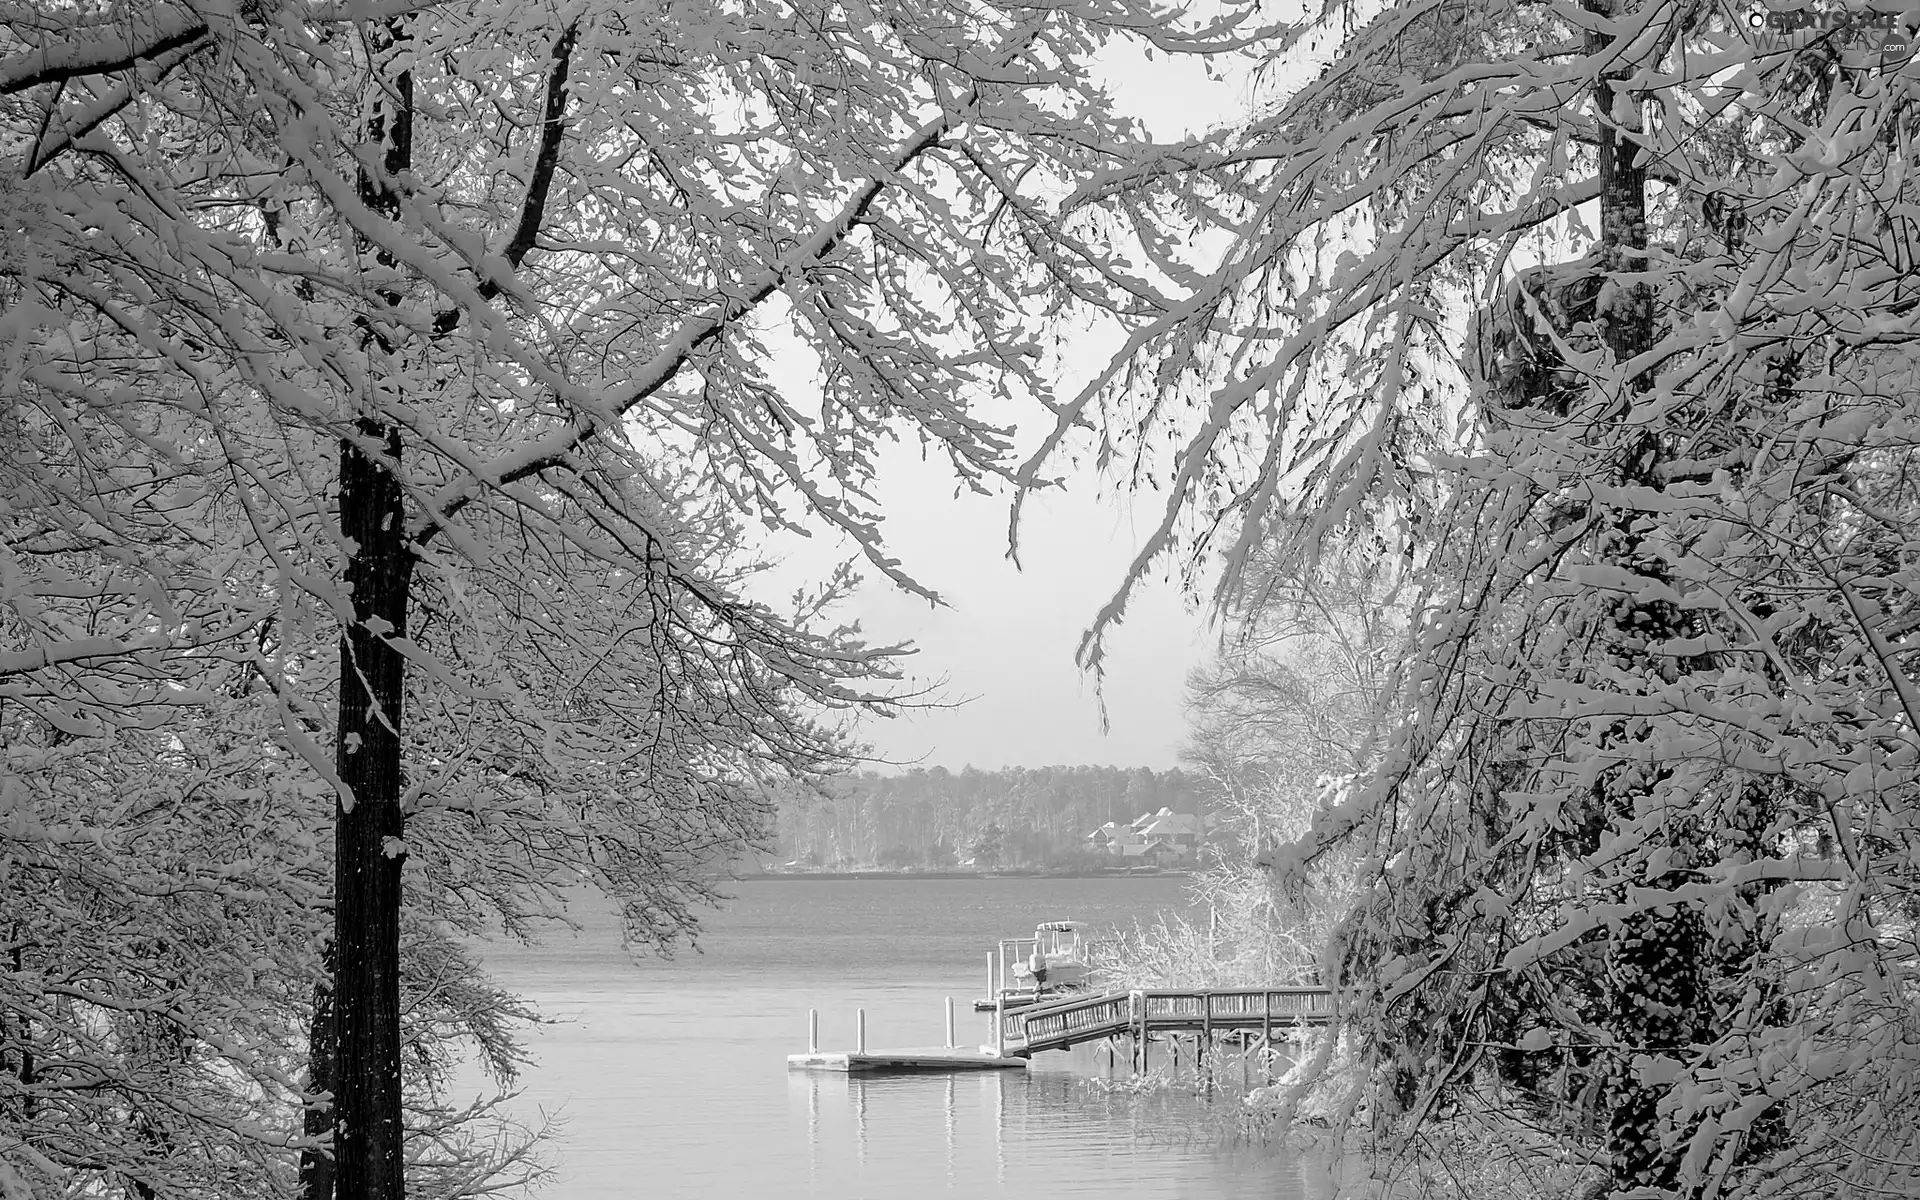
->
xmin=972 ymin=920 xmax=1103 ymax=1010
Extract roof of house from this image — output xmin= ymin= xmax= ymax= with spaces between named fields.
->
xmin=1136 ymin=811 xmax=1203 ymax=839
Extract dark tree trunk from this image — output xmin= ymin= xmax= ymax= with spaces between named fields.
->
xmin=323 ymin=19 xmax=574 ymax=1196
xmin=1588 ymin=31 xmax=1653 ymax=381
xmin=1582 ymin=4 xmax=1709 ymax=1194
xmin=333 ymin=25 xmax=414 ymax=1200
xmin=333 ymin=413 xmax=413 ymax=1200
xmin=299 ymin=940 xmax=336 ymax=1200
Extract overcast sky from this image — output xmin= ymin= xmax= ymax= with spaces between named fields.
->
xmin=749 ymin=48 xmax=1255 ymax=774
xmin=829 ymin=449 xmax=1220 ymax=773
xmin=836 ymin=51 xmax=1254 ymax=773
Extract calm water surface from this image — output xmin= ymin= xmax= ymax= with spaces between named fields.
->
xmin=464 ymin=877 xmax=1332 ymax=1199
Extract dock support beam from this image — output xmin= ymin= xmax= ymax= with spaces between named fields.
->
xmin=1200 ymin=1003 xmax=1212 ymax=1091
xmin=1135 ymin=993 xmax=1148 ymax=1076
xmin=1262 ymin=1004 xmax=1273 ymax=1083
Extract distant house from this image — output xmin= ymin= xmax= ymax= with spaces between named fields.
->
xmin=1133 ymin=807 xmax=1203 ymax=849
xmin=1086 ymin=808 xmax=1207 ymax=861
xmin=1086 ymin=821 xmax=1127 ymax=853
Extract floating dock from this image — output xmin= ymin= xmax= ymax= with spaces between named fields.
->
xmin=786 ymin=1047 xmax=1026 ymax=1072
xmin=787 ymin=999 xmax=1028 ymax=1074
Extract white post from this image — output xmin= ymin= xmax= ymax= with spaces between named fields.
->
xmin=986 ymin=952 xmax=995 ymax=1001
xmin=808 ymin=1008 xmax=819 ymax=1053
xmin=945 ymin=996 xmax=956 ymax=1049
xmin=995 ymin=989 xmax=1005 ymax=1056
xmin=857 ymin=1008 xmax=867 ymax=1054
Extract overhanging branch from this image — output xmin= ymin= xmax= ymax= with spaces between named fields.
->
xmin=25 ymin=36 xmax=207 ymax=175
xmin=412 ymin=24 xmax=1046 ymax=551
xmin=431 ymin=20 xmax=580 ymax=334
xmin=0 ymin=12 xmax=209 ymax=95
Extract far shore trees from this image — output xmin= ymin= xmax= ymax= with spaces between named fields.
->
xmin=771 ymin=765 xmax=1208 ymax=870
xmin=1 ymin=2 xmax=1260 ymax=1197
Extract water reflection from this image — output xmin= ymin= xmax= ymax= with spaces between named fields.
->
xmin=784 ymin=1058 xmax=1325 ymax=1200
xmin=943 ymin=1075 xmax=956 ymax=1187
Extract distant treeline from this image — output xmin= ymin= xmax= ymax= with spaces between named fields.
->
xmin=769 ymin=765 xmax=1207 ymax=869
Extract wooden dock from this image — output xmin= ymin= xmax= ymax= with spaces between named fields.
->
xmin=787 ymin=999 xmax=1028 ymax=1074
xmin=787 ymin=989 xmax=1334 ymax=1076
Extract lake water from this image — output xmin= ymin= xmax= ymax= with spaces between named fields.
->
xmin=462 ymin=876 xmax=1333 ymax=1199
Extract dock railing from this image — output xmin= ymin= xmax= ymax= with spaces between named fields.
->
xmin=1000 ymin=986 xmax=1335 ymax=1055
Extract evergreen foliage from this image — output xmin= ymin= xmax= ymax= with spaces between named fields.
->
xmin=1032 ymin=0 xmax=1920 ymax=1194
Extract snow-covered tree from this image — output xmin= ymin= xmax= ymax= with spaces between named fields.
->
xmin=1040 ymin=0 xmax=1920 ymax=1194
xmin=1159 ymin=547 xmax=1396 ymax=988
xmin=3 ymin=0 xmax=1258 ymax=1195
xmin=0 ymin=709 xmax=541 ymax=1200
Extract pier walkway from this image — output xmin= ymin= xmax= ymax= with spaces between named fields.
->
xmin=999 ymin=986 xmax=1335 ymax=1056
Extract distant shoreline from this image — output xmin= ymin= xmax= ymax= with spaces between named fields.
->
xmin=735 ymin=869 xmax=1191 ymax=881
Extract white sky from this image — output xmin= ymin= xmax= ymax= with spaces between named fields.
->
xmin=756 ymin=47 xmax=1261 ymax=773
xmin=825 ymin=447 xmax=1220 ymax=772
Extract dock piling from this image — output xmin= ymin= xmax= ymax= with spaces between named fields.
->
xmin=1261 ymin=1005 xmax=1273 ymax=1083
xmin=1201 ymin=1004 xmax=1212 ymax=1091
xmin=808 ymin=1008 xmax=818 ymax=1053
xmin=857 ymin=1008 xmax=867 ymax=1054
xmin=945 ymin=997 xmax=956 ymax=1049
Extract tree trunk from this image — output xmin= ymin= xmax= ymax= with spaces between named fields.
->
xmin=1583 ymin=4 xmax=1708 ymax=1194
xmin=333 ymin=415 xmax=412 ymax=1200
xmin=1588 ymin=10 xmax=1653 ymax=380
xmin=333 ymin=25 xmax=414 ymax=1200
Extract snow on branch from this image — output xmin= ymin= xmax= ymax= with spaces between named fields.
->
xmin=0 ymin=9 xmax=209 ymax=94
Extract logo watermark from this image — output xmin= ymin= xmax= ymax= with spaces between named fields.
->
xmin=1746 ymin=5 xmax=1915 ymax=69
